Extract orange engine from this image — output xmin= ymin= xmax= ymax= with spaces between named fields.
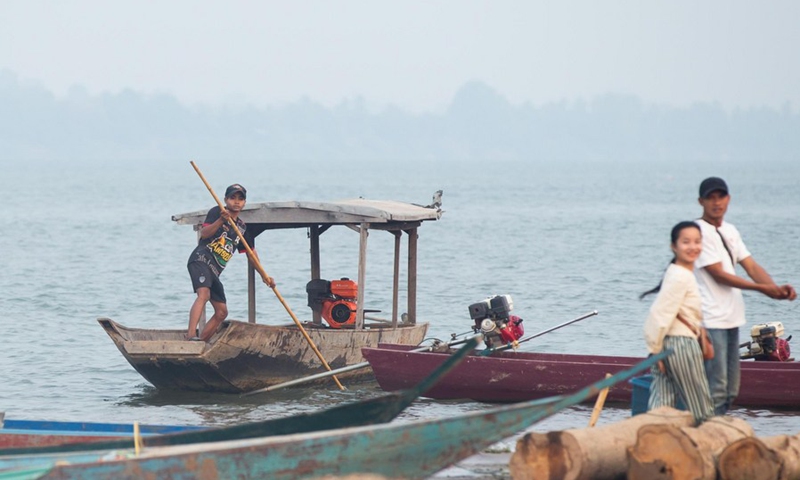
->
xmin=321 ymin=299 xmax=357 ymax=328
xmin=306 ymin=278 xmax=358 ymax=328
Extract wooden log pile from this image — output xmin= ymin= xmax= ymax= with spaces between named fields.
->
xmin=627 ymin=415 xmax=753 ymax=480
xmin=509 ymin=407 xmax=800 ymax=480
xmin=509 ymin=406 xmax=694 ymax=480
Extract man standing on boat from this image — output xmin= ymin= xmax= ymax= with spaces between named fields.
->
xmin=694 ymin=176 xmax=796 ymax=415
xmin=186 ymin=184 xmax=273 ymax=341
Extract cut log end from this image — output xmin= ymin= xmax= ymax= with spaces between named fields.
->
xmin=627 ymin=425 xmax=704 ymax=480
xmin=510 ymin=431 xmax=579 ymax=480
xmin=717 ymin=437 xmax=780 ymax=480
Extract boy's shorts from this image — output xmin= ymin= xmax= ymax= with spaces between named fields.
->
xmin=188 ymin=261 xmax=227 ymax=303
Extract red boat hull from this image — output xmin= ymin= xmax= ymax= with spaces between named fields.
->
xmin=361 ymin=344 xmax=800 ymax=408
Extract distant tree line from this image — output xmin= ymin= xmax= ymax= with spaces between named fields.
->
xmin=1 ymin=70 xmax=798 ymax=164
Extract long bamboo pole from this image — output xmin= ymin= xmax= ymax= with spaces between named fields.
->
xmin=189 ymin=161 xmax=345 ymax=390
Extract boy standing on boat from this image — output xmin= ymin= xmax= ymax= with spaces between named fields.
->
xmin=186 ymin=184 xmax=272 ymax=341
xmin=694 ymin=176 xmax=796 ymax=415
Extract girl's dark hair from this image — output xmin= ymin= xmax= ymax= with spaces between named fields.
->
xmin=639 ymin=221 xmax=701 ymax=300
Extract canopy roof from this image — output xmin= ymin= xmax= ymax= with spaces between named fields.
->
xmin=172 ymin=198 xmax=443 ymax=231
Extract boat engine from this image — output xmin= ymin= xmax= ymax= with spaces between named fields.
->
xmin=306 ymin=278 xmax=358 ymax=328
xmin=740 ymin=322 xmax=793 ymax=361
xmin=468 ymin=294 xmax=524 ymax=349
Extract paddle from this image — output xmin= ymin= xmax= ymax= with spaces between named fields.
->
xmin=190 ymin=161 xmax=345 ymax=391
xmin=247 ymin=310 xmax=598 ymax=395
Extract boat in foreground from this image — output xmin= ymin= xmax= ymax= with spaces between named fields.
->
xmin=0 ymin=418 xmax=200 ymax=450
xmin=0 ymin=353 xmax=665 ymax=479
xmin=0 ymin=337 xmax=478 ymax=457
xmin=101 ymin=197 xmax=443 ymax=393
xmin=362 ymin=343 xmax=800 ymax=408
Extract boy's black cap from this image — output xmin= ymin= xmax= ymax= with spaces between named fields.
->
xmin=225 ymin=184 xmax=247 ymax=199
xmin=699 ymin=177 xmax=728 ymax=198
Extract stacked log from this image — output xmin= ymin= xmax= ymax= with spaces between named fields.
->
xmin=626 ymin=416 xmax=754 ymax=480
xmin=717 ymin=434 xmax=800 ymax=480
xmin=509 ymin=406 xmax=693 ymax=480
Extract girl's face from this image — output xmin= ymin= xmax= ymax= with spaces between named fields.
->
xmin=672 ymin=226 xmax=702 ymax=266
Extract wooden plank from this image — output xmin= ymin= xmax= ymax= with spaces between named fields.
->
xmin=122 ymin=341 xmax=206 ymax=355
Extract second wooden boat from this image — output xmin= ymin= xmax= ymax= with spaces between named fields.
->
xmin=361 ymin=343 xmax=800 ymax=408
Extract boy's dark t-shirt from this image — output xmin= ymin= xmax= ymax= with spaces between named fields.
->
xmin=187 ymin=206 xmax=247 ymax=277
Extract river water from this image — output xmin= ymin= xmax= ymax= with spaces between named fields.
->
xmin=2 ymin=158 xmax=799 ymax=475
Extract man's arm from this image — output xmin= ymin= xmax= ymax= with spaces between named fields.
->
xmin=704 ymin=259 xmax=794 ymax=300
xmin=739 ymin=257 xmax=796 ymax=300
xmin=245 ymin=249 xmax=276 ymax=288
xmin=199 ymin=208 xmax=231 ymax=239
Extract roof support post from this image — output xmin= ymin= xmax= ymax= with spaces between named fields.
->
xmin=406 ymin=227 xmax=418 ymax=325
xmin=355 ymin=222 xmax=369 ymax=330
xmin=247 ymin=237 xmax=256 ymax=323
xmin=247 ymin=263 xmax=256 ymax=323
xmin=310 ymin=225 xmax=322 ymax=325
xmin=195 ymin=225 xmax=207 ymax=331
xmin=391 ymin=231 xmax=401 ymax=328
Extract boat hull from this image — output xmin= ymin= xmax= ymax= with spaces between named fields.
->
xmin=99 ymin=318 xmax=428 ymax=393
xmin=361 ymin=344 xmax=800 ymax=408
xmin=0 ymin=419 xmax=199 ymax=450
xmin=0 ymin=356 xmax=662 ymax=480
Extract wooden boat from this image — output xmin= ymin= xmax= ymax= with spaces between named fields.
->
xmin=0 ymin=353 xmax=665 ymax=479
xmin=361 ymin=343 xmax=800 ymax=408
xmin=0 ymin=419 xmax=200 ymax=450
xmin=100 ymin=197 xmax=443 ymax=393
xmin=0 ymin=337 xmax=478 ymax=457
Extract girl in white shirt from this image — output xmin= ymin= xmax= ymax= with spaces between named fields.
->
xmin=641 ymin=221 xmax=714 ymax=425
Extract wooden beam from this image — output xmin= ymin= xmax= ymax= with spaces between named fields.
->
xmin=406 ymin=227 xmax=418 ymax=324
xmin=356 ymin=223 xmax=369 ymax=329
xmin=247 ymin=236 xmax=256 ymax=323
xmin=310 ymin=225 xmax=322 ymax=325
xmin=194 ymin=225 xmax=206 ymax=331
xmin=392 ymin=231 xmax=401 ymax=328
xmin=247 ymin=263 xmax=256 ymax=323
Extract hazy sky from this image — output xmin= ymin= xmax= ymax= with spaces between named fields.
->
xmin=2 ymin=1 xmax=799 ymax=112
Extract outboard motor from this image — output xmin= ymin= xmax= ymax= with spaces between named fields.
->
xmin=740 ymin=322 xmax=793 ymax=361
xmin=468 ymin=294 xmax=524 ymax=349
xmin=306 ymin=278 xmax=358 ymax=328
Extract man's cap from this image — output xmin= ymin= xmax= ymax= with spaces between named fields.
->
xmin=225 ymin=184 xmax=247 ymax=199
xmin=699 ymin=177 xmax=728 ymax=198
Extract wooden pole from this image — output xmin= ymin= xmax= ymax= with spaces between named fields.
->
xmin=392 ymin=231 xmax=401 ymax=328
xmin=588 ymin=373 xmax=612 ymax=427
xmin=133 ymin=421 xmax=141 ymax=456
xmin=189 ymin=161 xmax=345 ymax=390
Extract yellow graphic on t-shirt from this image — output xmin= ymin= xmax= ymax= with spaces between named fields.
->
xmin=207 ymin=234 xmax=236 ymax=266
